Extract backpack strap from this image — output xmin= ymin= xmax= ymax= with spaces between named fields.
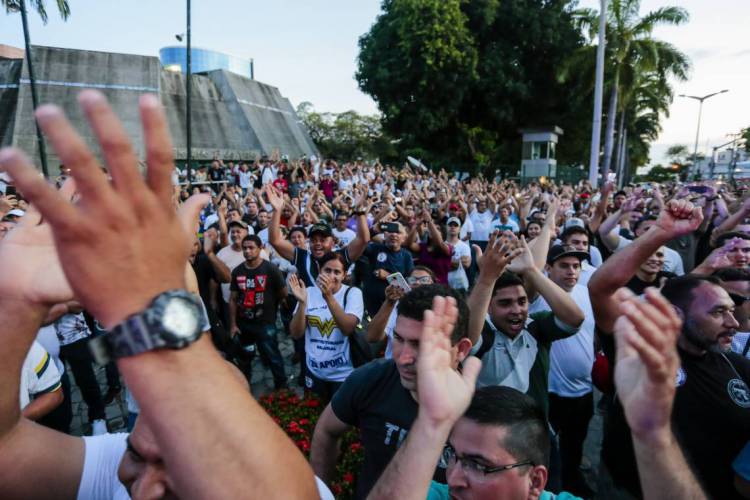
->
xmin=343 ymin=285 xmax=351 ymax=309
xmin=473 ymin=320 xmax=495 ymax=360
xmin=742 ymin=335 xmax=750 ymax=358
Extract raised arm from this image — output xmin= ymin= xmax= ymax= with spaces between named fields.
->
xmin=589 ymin=200 xmax=703 ymax=333
xmin=288 ymin=275 xmax=308 ymax=339
xmin=711 ymin=197 xmax=750 ymax=245
xmin=2 ymin=91 xmax=318 ymax=499
xmin=425 ymin=211 xmax=451 ymax=256
xmin=345 ymin=194 xmax=371 ymax=261
xmin=265 ymin=184 xmax=296 ymax=261
xmin=527 ymin=197 xmax=558 ymax=270
xmin=366 ymin=284 xmax=403 ymax=343
xmin=203 ymin=231 xmax=231 ymax=283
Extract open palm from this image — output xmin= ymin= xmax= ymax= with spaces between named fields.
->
xmin=416 ymin=296 xmax=481 ymax=426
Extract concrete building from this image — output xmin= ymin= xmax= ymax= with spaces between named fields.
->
xmin=0 ymin=44 xmax=317 ymax=176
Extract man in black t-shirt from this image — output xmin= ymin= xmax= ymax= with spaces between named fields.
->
xmin=624 ymin=246 xmax=675 ymax=295
xmin=229 ymin=235 xmax=288 ymax=389
xmin=310 ymin=285 xmax=473 ymax=499
xmin=591 ymin=200 xmax=750 ymax=499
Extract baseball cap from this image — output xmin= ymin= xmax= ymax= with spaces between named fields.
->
xmin=564 ymin=217 xmax=585 ymax=230
xmin=547 ymin=244 xmax=590 ymax=265
xmin=309 ymin=222 xmax=333 ymax=238
xmin=227 ymin=220 xmax=248 ymax=230
xmin=446 ymin=217 xmax=462 ymax=226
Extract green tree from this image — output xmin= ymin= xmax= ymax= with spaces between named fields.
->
xmin=357 ymin=0 xmax=589 ymax=172
xmin=296 ymin=103 xmax=397 ymax=161
xmin=3 ymin=0 xmax=70 ymax=22
xmin=635 ymin=164 xmax=677 ymax=183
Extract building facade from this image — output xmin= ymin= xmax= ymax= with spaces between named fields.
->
xmin=0 ymin=45 xmax=316 ymax=176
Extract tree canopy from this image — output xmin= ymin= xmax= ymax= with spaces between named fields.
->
xmin=2 ymin=0 xmax=69 ymax=23
xmin=356 ymin=0 xmax=591 ymax=173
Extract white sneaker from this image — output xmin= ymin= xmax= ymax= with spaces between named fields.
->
xmin=91 ymin=419 xmax=107 ymax=435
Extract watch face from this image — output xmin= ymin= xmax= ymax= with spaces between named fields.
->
xmin=161 ymin=297 xmax=201 ymax=340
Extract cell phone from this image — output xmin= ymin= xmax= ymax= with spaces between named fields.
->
xmin=5 ymin=185 xmax=16 ymax=196
xmin=688 ymin=186 xmax=709 ymax=194
xmin=380 ymin=222 xmax=400 ymax=233
xmin=387 ymin=272 xmax=411 ymax=293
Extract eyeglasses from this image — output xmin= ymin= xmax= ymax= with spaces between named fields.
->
xmin=407 ymin=276 xmax=433 ymax=285
xmin=442 ymin=445 xmax=534 ymax=480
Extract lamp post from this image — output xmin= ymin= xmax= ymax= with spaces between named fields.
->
xmin=680 ymin=89 xmax=728 ymax=178
xmin=18 ymin=0 xmax=49 ymax=178
xmin=176 ymin=1 xmax=192 ymax=182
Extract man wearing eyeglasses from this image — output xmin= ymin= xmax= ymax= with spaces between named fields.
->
xmin=368 ymin=288 xmax=705 ymax=500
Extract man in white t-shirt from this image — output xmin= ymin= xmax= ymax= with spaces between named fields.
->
xmin=468 ymin=198 xmax=495 ymax=249
xmin=491 ymin=205 xmax=520 ymax=234
xmin=528 ymin=244 xmax=595 ymax=497
xmin=445 ymin=217 xmax=471 ymax=290
xmin=332 ymin=212 xmax=356 ymax=248
xmin=20 ymin=341 xmax=63 ymax=420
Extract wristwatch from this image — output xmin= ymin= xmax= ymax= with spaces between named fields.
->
xmin=89 ymin=290 xmax=204 ymax=363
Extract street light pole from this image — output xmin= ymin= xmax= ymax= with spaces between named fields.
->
xmin=185 ymin=0 xmax=192 ymax=183
xmin=19 ymin=0 xmax=49 ymax=178
xmin=680 ymin=89 xmax=728 ymax=178
xmin=588 ymin=0 xmax=606 ymax=186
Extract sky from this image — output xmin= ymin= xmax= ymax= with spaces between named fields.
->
xmin=1 ymin=0 xmax=747 ymax=165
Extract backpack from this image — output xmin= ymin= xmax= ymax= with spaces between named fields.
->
xmin=343 ymin=286 xmax=375 ymax=367
xmin=473 ymin=322 xmax=496 ymax=361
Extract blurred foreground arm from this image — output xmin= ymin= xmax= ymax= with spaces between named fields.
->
xmin=0 ymin=91 xmax=317 ymax=499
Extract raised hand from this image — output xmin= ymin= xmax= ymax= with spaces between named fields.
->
xmin=506 ymin=235 xmax=535 ymax=275
xmin=0 ymin=181 xmax=76 ymax=305
xmin=613 ymin=287 xmax=681 ymax=444
xmin=416 ymin=296 xmax=481 ymax=427
xmin=0 ymin=91 xmax=207 ymax=328
xmin=317 ymin=274 xmax=334 ymax=297
xmin=655 ymin=199 xmax=703 ymax=237
xmin=264 ymin=184 xmax=284 ymax=212
xmin=288 ymin=274 xmax=308 ymax=303
xmin=477 ymin=230 xmax=522 ymax=280
xmin=385 ymin=283 xmax=406 ymax=303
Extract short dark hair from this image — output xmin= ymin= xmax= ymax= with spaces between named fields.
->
xmin=713 ymin=268 xmax=750 ymax=282
xmin=242 ymin=234 xmax=263 ymax=247
xmin=615 ymin=190 xmax=627 ymax=198
xmin=463 ymin=386 xmax=550 ymax=467
xmin=633 ymin=214 xmax=658 ymax=233
xmin=661 ymin=275 xmax=723 ymax=312
xmin=397 ymin=284 xmax=469 ymax=344
xmin=318 ymin=251 xmax=347 ymax=269
xmin=288 ymin=226 xmax=307 ymax=239
xmin=715 ymin=231 xmax=750 ymax=248
xmin=560 ymin=226 xmax=588 ymax=243
xmin=492 ymin=271 xmax=525 ymax=297
xmin=411 ymin=265 xmax=437 ymax=281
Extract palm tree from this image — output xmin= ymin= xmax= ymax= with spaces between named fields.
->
xmin=599 ymin=0 xmax=690 ymax=179
xmin=3 ymin=0 xmax=69 ymax=22
xmin=3 ymin=0 xmax=70 ymax=177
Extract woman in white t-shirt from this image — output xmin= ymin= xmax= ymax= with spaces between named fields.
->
xmin=288 ymin=252 xmax=363 ymax=400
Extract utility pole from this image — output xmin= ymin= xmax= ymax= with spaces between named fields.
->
xmin=588 ymin=0 xmax=606 ymax=186
xmin=19 ymin=0 xmax=49 ymax=178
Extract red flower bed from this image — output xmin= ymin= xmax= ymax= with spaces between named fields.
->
xmin=259 ymin=390 xmax=363 ymax=499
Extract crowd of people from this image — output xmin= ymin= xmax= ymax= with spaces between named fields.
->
xmin=0 ymin=90 xmax=749 ymax=500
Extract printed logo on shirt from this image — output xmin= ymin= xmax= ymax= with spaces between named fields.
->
xmin=728 ymin=379 xmax=750 ymax=408
xmin=377 ymin=252 xmax=387 ymax=263
xmin=307 ymin=316 xmax=337 ymax=338
xmin=675 ymin=367 xmax=687 ymax=387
